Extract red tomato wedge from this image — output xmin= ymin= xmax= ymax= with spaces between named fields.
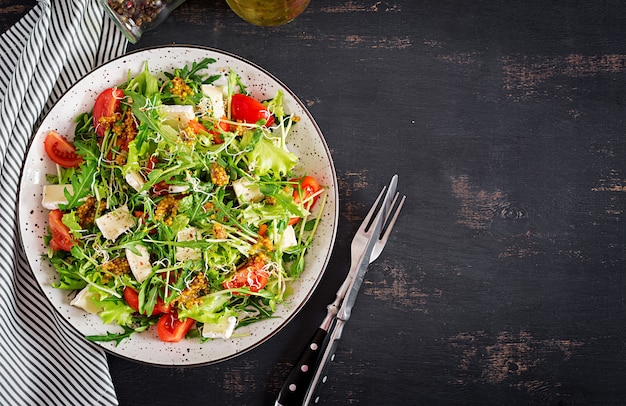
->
xmin=43 ymin=130 xmax=83 ymax=168
xmin=123 ymin=287 xmax=170 ymax=316
xmin=151 ymin=180 xmax=171 ymax=196
xmin=288 ymin=175 xmax=322 ymax=225
xmin=187 ymin=118 xmax=227 ymax=144
xmin=187 ymin=119 xmax=207 ymax=134
xmin=222 ymin=255 xmax=269 ymax=292
xmin=93 ymin=87 xmax=124 ymax=137
xmin=231 ymin=93 xmax=274 ymax=127
xmin=145 ymin=155 xmax=158 ymax=172
xmin=157 ymin=312 xmax=195 ymax=342
xmin=211 ymin=117 xmax=231 ymax=143
xmin=48 ymin=209 xmax=75 ymax=251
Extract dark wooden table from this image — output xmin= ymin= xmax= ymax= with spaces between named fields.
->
xmin=3 ymin=0 xmax=626 ymax=404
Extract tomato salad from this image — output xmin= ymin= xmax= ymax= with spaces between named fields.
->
xmin=42 ymin=58 xmax=324 ymax=344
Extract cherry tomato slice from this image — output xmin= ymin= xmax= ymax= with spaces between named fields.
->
xmin=93 ymin=87 xmax=124 ymax=137
xmin=157 ymin=312 xmax=195 ymax=342
xmin=288 ymin=176 xmax=322 ymax=225
xmin=43 ymin=130 xmax=83 ymax=168
xmin=49 ymin=238 xmax=63 ymax=252
xmin=257 ymin=223 xmax=268 ymax=237
xmin=211 ymin=117 xmax=231 ymax=143
xmin=231 ymin=94 xmax=274 ymax=127
xmin=48 ymin=209 xmax=75 ymax=251
xmin=152 ymin=180 xmax=171 ymax=196
xmin=145 ymin=155 xmax=158 ymax=172
xmin=187 ymin=118 xmax=226 ymax=144
xmin=222 ymin=255 xmax=269 ymax=292
xmin=123 ymin=287 xmax=170 ymax=316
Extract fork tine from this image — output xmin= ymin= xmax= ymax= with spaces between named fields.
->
xmin=363 ymin=175 xmax=398 ymax=232
xmin=358 ymin=186 xmax=387 ymax=234
xmin=359 ymin=182 xmax=389 ymax=233
xmin=370 ymin=193 xmax=406 ymax=263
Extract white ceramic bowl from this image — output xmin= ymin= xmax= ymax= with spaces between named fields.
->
xmin=18 ymin=45 xmax=338 ymax=366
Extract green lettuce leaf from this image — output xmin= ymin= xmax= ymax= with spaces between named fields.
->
xmin=243 ymin=134 xmax=298 ymax=179
xmin=178 ymin=293 xmax=232 ymax=324
xmin=92 ymin=292 xmax=135 ymax=326
xmin=126 ymin=62 xmax=159 ymax=97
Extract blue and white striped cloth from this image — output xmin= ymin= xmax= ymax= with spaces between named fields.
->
xmin=0 ymin=1 xmax=126 ymax=404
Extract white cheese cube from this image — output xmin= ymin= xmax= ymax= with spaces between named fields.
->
xmin=95 ymin=205 xmax=135 ymax=241
xmin=232 ymin=178 xmax=264 ymax=204
xmin=168 ymin=172 xmax=192 ymax=194
xmin=175 ymin=226 xmax=202 ymax=261
xmin=168 ymin=184 xmax=190 ymax=194
xmin=126 ymin=245 xmax=152 ymax=283
xmin=161 ymin=104 xmax=195 ymax=129
xmin=125 ymin=170 xmax=146 ymax=193
xmin=202 ymin=315 xmax=237 ymax=339
xmin=70 ymin=286 xmax=102 ymax=314
xmin=42 ymin=184 xmax=73 ymax=210
xmin=275 ymin=225 xmax=298 ymax=250
xmin=200 ymin=85 xmax=226 ymax=119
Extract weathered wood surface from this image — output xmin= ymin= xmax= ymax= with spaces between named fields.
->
xmin=0 ymin=0 xmax=35 ymax=32
xmin=3 ymin=0 xmax=626 ymax=404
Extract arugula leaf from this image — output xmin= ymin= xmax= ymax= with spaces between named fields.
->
xmin=165 ymin=57 xmax=218 ymax=84
xmin=49 ymin=255 xmax=87 ymax=290
xmin=61 ymin=162 xmax=96 ymax=209
xmin=236 ymin=299 xmax=277 ymax=327
xmin=74 ymin=112 xmax=93 ymax=141
xmin=85 ymin=321 xmax=154 ymax=346
xmin=138 ymin=273 xmax=164 ymax=316
xmin=126 ymin=90 xmax=179 ymax=145
xmin=85 ymin=326 xmax=137 ymax=346
xmin=162 ymin=58 xmax=220 ymax=104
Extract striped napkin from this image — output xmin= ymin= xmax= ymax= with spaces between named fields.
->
xmin=0 ymin=1 xmax=126 ymax=404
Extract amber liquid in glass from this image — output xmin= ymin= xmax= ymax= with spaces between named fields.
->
xmin=226 ymin=0 xmax=310 ymax=26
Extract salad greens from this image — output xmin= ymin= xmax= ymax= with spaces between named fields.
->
xmin=43 ymin=58 xmax=325 ymax=344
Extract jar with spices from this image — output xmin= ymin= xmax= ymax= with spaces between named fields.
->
xmin=100 ymin=0 xmax=186 ymax=44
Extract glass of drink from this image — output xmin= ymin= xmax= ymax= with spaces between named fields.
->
xmin=225 ymin=0 xmax=310 ymax=26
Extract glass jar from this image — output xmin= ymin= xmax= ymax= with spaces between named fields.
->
xmin=101 ymin=0 xmax=187 ymax=44
xmin=225 ymin=0 xmax=310 ymax=26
